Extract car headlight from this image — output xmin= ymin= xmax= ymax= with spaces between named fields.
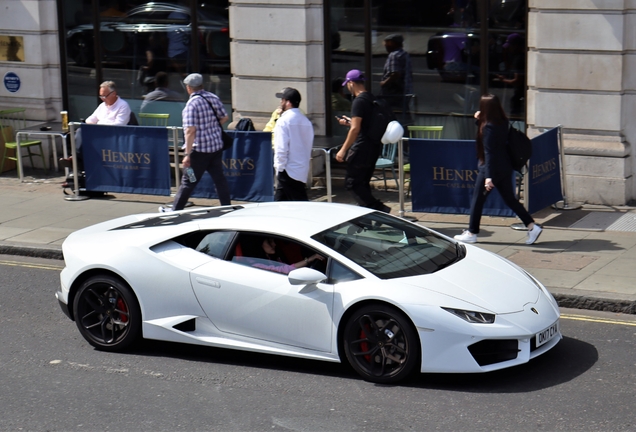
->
xmin=442 ymin=307 xmax=495 ymax=324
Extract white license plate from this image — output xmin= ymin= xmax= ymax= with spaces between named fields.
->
xmin=536 ymin=320 xmax=559 ymax=348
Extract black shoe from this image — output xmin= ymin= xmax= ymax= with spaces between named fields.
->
xmin=380 ymin=204 xmax=391 ymax=214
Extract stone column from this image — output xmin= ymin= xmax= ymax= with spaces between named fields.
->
xmin=527 ymin=0 xmax=633 ymax=205
xmin=229 ymin=0 xmax=325 ymax=134
xmin=0 ymin=0 xmax=62 ymax=122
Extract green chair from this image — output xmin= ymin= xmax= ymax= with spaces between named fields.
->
xmin=374 ymin=142 xmax=398 ymax=191
xmin=138 ymin=113 xmax=170 ymax=126
xmin=0 ymin=108 xmax=47 ymax=176
xmin=404 ymin=126 xmax=444 ymax=195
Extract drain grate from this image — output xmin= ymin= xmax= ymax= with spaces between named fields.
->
xmin=569 ymin=212 xmax=636 ymax=232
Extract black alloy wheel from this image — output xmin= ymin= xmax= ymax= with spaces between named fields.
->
xmin=343 ymin=304 xmax=419 ymax=384
xmin=73 ymin=275 xmax=141 ymax=351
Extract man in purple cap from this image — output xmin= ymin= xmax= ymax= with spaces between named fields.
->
xmin=335 ymin=69 xmax=391 ymax=213
xmin=272 ymin=87 xmax=314 ymax=201
xmin=160 ymin=73 xmax=231 ymax=212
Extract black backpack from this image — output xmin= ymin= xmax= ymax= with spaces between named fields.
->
xmin=507 ymin=125 xmax=532 ymax=172
xmin=235 ymin=117 xmax=255 ymax=131
xmin=366 ymin=97 xmax=396 ymax=142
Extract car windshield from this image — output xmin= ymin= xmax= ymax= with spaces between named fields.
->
xmin=311 ymin=212 xmax=463 ymax=279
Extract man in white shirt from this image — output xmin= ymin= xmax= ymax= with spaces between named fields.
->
xmin=60 ymin=81 xmax=131 ymax=168
xmin=85 ymin=81 xmax=132 ymax=125
xmin=273 ymin=87 xmax=314 ymax=201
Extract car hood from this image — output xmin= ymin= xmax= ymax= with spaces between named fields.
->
xmin=398 ymin=245 xmax=540 ymax=313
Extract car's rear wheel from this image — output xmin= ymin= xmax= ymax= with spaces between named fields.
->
xmin=73 ymin=275 xmax=141 ymax=351
xmin=343 ymin=304 xmax=419 ymax=384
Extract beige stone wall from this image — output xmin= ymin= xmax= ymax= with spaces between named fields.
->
xmin=528 ymin=0 xmax=635 ymax=205
xmin=230 ymin=0 xmax=325 ymax=134
xmin=0 ymin=0 xmax=62 ymax=123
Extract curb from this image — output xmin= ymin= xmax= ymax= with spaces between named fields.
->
xmin=553 ymin=294 xmax=636 ymax=315
xmin=0 ymin=243 xmax=63 ymax=261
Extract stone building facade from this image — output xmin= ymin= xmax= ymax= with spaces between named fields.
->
xmin=1 ymin=0 xmax=635 ymax=205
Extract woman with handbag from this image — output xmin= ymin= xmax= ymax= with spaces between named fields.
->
xmin=454 ymin=94 xmax=542 ymax=245
xmin=160 ymin=73 xmax=232 ymax=212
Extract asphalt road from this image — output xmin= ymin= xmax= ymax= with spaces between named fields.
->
xmin=1 ymin=255 xmax=635 ymax=431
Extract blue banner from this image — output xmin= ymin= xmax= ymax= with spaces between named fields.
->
xmin=191 ymin=131 xmax=274 ymax=202
xmin=527 ymin=127 xmax=563 ymax=214
xmin=409 ymin=139 xmax=515 ymax=216
xmin=83 ymin=124 xmax=171 ymax=195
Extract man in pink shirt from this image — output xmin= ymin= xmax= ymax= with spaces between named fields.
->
xmin=60 ymin=81 xmax=132 ymax=168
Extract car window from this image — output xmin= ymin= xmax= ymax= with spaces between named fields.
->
xmin=328 ymin=260 xmax=362 ymax=283
xmin=312 ymin=212 xmax=462 ymax=279
xmin=195 ymin=231 xmax=235 ymax=259
xmin=230 ymin=233 xmax=328 ymax=276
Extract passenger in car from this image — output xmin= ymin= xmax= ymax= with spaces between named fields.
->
xmin=237 ymin=237 xmax=324 ymax=275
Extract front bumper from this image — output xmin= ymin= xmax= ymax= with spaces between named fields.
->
xmin=55 ymin=290 xmax=72 ymax=320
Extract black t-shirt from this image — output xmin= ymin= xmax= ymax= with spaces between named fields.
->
xmin=348 ymin=92 xmax=381 ymax=167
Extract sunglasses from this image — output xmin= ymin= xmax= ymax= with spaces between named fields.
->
xmin=99 ymin=90 xmax=115 ymax=99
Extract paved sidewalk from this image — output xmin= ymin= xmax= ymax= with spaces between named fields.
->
xmin=1 ymin=172 xmax=635 ymax=315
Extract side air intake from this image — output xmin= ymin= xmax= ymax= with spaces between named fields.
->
xmin=173 ymin=319 xmax=196 ymax=332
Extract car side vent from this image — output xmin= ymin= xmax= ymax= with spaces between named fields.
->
xmin=173 ymin=319 xmax=196 ymax=332
xmin=468 ymin=339 xmax=519 ymax=366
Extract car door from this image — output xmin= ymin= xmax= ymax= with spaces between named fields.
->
xmin=189 ymin=233 xmax=335 ymax=352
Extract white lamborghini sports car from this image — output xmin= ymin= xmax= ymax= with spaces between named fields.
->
xmin=57 ymin=202 xmax=561 ymax=384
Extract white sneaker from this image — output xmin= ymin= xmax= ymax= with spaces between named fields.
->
xmin=526 ymin=224 xmax=543 ymax=245
xmin=454 ymin=230 xmax=477 ymax=243
xmin=158 ymin=206 xmax=173 ymax=213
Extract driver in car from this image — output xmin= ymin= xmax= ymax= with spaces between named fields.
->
xmin=241 ymin=238 xmax=324 ymax=275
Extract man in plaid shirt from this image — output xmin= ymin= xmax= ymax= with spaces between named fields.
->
xmin=380 ymin=34 xmax=413 ymax=116
xmin=162 ymin=73 xmax=231 ymax=212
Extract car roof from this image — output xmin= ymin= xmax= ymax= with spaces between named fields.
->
xmin=204 ymin=202 xmax=373 ymax=237
xmin=113 ymin=202 xmax=374 ymax=239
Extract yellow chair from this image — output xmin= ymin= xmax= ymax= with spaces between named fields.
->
xmin=404 ymin=126 xmax=444 ymax=195
xmin=407 ymin=125 xmax=444 ymax=139
xmin=138 ymin=113 xmax=170 ymax=126
xmin=0 ymin=108 xmax=47 ymax=176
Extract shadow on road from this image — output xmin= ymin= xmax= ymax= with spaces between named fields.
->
xmin=128 ymin=335 xmax=596 ymax=391
xmin=408 ymin=336 xmax=597 ymax=392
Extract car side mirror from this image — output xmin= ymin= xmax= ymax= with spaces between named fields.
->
xmin=288 ymin=267 xmax=327 ymax=289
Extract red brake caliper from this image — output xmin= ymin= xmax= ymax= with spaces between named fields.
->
xmin=116 ymin=298 xmax=128 ymax=323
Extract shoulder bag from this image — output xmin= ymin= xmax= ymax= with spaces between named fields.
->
xmin=192 ymin=93 xmax=234 ymax=151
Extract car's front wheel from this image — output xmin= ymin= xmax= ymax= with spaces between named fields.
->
xmin=73 ymin=275 xmax=141 ymax=351
xmin=343 ymin=304 xmax=420 ymax=384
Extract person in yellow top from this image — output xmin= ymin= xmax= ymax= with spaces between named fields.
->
xmin=263 ymin=107 xmax=283 ymax=148
xmin=263 ymin=107 xmax=282 ymax=132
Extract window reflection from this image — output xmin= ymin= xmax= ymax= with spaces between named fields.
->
xmin=329 ymin=0 xmax=526 ymax=139
xmin=62 ymin=0 xmax=231 ymax=127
